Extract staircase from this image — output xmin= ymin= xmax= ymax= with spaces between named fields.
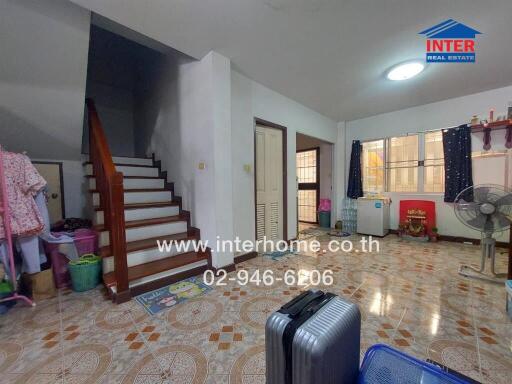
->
xmin=85 ymin=100 xmax=211 ymax=303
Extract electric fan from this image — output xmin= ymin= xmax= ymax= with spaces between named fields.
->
xmin=454 ymin=184 xmax=512 ymax=283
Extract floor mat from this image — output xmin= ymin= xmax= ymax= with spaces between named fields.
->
xmin=263 ymin=250 xmax=297 ymax=260
xmin=134 ymin=276 xmax=212 ymax=315
xmin=328 ymin=230 xmax=351 ymax=237
xmin=299 ymin=228 xmax=331 ymax=239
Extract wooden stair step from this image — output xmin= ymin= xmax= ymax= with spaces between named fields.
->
xmin=99 ymin=229 xmax=200 ymax=257
xmin=103 ymin=251 xmax=209 ymax=285
xmin=84 ymin=161 xmax=157 ymax=168
xmin=94 ymin=201 xmax=179 ymax=211
xmin=86 ymin=175 xmax=165 ymax=180
xmin=90 ymin=188 xmax=167 ymax=193
xmin=94 ymin=213 xmax=189 ymax=232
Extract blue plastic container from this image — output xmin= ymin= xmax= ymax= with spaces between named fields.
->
xmin=359 ymin=344 xmax=472 ymax=383
xmin=318 ymin=211 xmax=331 ymax=228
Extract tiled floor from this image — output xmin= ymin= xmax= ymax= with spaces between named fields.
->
xmin=298 ymin=222 xmax=318 ymax=233
xmin=0 ymin=233 xmax=511 ymax=383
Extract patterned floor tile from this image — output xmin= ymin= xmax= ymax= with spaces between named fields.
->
xmin=0 ymin=235 xmax=510 ymax=384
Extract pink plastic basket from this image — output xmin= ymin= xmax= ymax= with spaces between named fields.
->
xmin=318 ymin=198 xmax=332 ymax=212
xmin=73 ymin=229 xmax=98 ymax=256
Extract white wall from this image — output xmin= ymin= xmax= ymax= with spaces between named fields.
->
xmin=231 ymin=70 xmax=339 ymax=246
xmin=84 ymin=25 xmax=163 ymax=157
xmin=135 ymin=51 xmax=234 ymax=268
xmin=86 ymin=82 xmax=135 ymax=157
xmin=345 ymin=85 xmax=512 ymax=242
xmin=0 ymin=0 xmax=90 ymax=160
xmin=319 ymin=144 xmax=333 ymax=200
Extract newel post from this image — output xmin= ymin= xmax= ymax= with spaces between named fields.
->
xmin=110 ymin=172 xmax=130 ymax=302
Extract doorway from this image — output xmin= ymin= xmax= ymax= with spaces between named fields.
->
xmin=254 ymin=118 xmax=287 ymax=242
xmin=297 ymin=148 xmax=319 ymax=223
xmin=296 ymin=133 xmax=334 ymax=232
xmin=33 ymin=161 xmax=65 ymax=224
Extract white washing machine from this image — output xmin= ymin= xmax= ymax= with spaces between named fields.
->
xmin=356 ymin=197 xmax=390 ymax=236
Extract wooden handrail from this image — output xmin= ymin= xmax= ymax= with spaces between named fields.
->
xmin=86 ymin=99 xmax=129 ymax=301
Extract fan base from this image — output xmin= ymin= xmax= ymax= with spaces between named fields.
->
xmin=458 ymin=265 xmax=506 ymax=284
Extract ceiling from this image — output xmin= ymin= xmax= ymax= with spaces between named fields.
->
xmin=70 ymin=0 xmax=512 ymax=121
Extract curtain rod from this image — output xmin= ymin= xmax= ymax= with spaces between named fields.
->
xmin=357 ymin=124 xmax=461 ymax=144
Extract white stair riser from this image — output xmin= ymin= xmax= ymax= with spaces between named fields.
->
xmin=94 ymin=206 xmax=180 ymax=225
xmin=109 ymin=260 xmax=208 ymax=293
xmin=93 ymin=191 xmax=172 ymax=206
xmin=112 ymin=156 xmax=153 ymax=166
xmin=99 ymin=221 xmax=188 ymax=247
xmin=84 ymin=164 xmax=159 ymax=177
xmin=103 ymin=241 xmax=198 ymax=273
xmin=89 ymin=178 xmax=165 ymax=190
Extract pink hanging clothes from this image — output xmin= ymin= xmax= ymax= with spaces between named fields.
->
xmin=0 ymin=152 xmax=47 ymax=240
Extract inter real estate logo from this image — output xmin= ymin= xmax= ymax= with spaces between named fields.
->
xmin=419 ymin=19 xmax=481 ymax=63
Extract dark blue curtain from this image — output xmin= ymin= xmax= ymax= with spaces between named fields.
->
xmin=347 ymin=140 xmax=363 ymax=199
xmin=442 ymin=124 xmax=473 ymax=202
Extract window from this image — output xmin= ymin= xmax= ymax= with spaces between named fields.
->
xmin=297 ymin=149 xmax=319 ymax=223
xmin=387 ymin=135 xmax=419 ymax=192
xmin=472 ymin=150 xmax=509 ymax=187
xmin=361 ymin=131 xmax=445 ymax=193
xmin=424 ymin=131 xmax=445 ymax=192
xmin=362 ymin=140 xmax=385 ymax=193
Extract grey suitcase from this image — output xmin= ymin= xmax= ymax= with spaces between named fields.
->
xmin=266 ymin=290 xmax=361 ymax=384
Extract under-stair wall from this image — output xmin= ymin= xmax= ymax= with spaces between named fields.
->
xmin=134 ymin=51 xmax=235 ymax=268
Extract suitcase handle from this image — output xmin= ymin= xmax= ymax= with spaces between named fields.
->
xmin=280 ymin=291 xmax=310 ymax=310
xmin=279 ymin=290 xmax=325 ymax=318
xmin=305 ymin=292 xmax=335 ymax=315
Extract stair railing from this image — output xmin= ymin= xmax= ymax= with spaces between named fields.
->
xmin=86 ymin=99 xmax=130 ymax=302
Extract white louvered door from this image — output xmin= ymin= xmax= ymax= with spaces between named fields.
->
xmin=255 ymin=125 xmax=284 ymax=242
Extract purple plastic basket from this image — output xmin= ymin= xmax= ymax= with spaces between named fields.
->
xmin=48 ymin=251 xmax=71 ymax=289
xmin=73 ymin=229 xmax=98 ymax=257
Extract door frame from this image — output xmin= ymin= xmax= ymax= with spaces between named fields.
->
xmin=32 ymin=161 xmax=66 ymax=220
xmin=253 ymin=117 xmax=288 ymax=241
xmin=296 ymin=146 xmax=320 ymax=224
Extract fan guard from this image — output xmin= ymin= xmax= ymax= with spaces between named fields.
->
xmin=454 ymin=184 xmax=512 ymax=283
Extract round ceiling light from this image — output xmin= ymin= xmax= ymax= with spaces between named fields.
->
xmin=386 ymin=61 xmax=425 ymax=81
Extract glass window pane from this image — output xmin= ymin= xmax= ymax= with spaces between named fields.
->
xmin=387 ymin=135 xmax=419 ymax=192
xmin=298 ymin=190 xmax=317 ymax=222
xmin=424 ymin=131 xmax=445 ymax=192
xmin=297 ymin=150 xmax=317 ymax=183
xmin=362 ymin=140 xmax=385 ymax=193
xmin=297 ymin=149 xmax=318 ymax=222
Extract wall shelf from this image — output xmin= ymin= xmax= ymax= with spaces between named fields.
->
xmin=471 ymin=119 xmax=512 ymax=133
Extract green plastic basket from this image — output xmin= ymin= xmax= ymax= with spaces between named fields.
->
xmin=0 ymin=280 xmax=13 ymax=295
xmin=68 ymin=254 xmax=102 ymax=292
